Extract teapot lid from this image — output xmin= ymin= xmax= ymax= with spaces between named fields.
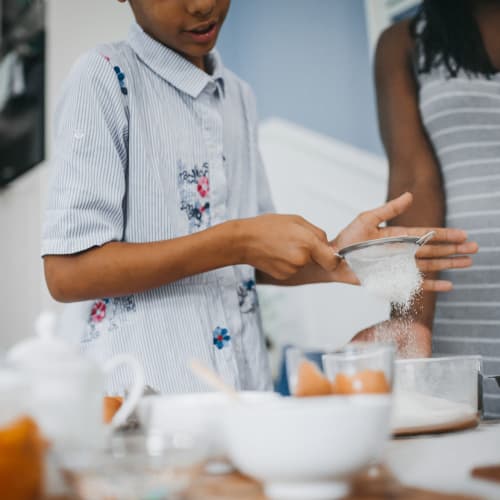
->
xmin=7 ymin=311 xmax=84 ymax=367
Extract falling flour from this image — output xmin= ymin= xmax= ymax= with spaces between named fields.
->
xmin=346 ymin=242 xmax=424 ymax=357
xmin=372 ymin=319 xmax=424 ymax=358
xmin=345 ymin=242 xmax=423 ymax=312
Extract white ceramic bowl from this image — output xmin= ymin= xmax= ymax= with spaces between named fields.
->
xmin=223 ymin=395 xmax=392 ymax=500
xmin=138 ymin=391 xmax=279 ymax=460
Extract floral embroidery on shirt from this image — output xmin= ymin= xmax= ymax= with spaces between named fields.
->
xmin=197 ymin=176 xmax=210 ymax=197
xmin=178 ymin=160 xmax=211 ymax=232
xmin=113 ymin=66 xmax=128 ymax=95
xmin=90 ymin=299 xmax=108 ymax=323
xmin=83 ymin=296 xmax=136 ymax=343
xmin=237 ymin=279 xmax=258 ymax=313
xmin=213 ymin=326 xmax=231 ymax=350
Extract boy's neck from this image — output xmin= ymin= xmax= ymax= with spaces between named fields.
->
xmin=185 ymin=54 xmax=207 ymax=72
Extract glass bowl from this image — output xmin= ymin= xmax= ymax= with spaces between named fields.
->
xmin=60 ymin=431 xmax=208 ymax=500
xmin=322 ymin=343 xmax=395 ymax=395
xmin=285 ymin=347 xmax=330 ymax=397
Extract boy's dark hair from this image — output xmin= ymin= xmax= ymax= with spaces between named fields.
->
xmin=410 ymin=0 xmax=497 ymax=78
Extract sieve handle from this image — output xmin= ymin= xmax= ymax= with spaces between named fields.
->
xmin=416 ymin=231 xmax=436 ymax=246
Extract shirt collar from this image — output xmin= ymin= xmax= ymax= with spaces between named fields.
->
xmin=127 ymin=22 xmax=225 ymax=99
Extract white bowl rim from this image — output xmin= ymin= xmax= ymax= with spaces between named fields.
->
xmin=224 ymin=394 xmax=392 ymax=414
xmin=139 ymin=390 xmax=280 ymax=405
xmin=395 ymin=355 xmax=482 ymax=365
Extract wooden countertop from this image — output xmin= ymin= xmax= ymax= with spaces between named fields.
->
xmin=54 ymin=421 xmax=500 ymax=499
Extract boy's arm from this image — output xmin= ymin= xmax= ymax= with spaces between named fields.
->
xmin=44 ymin=215 xmax=337 ymax=302
xmin=45 ymin=222 xmax=239 ymax=302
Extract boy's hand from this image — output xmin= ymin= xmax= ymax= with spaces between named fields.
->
xmin=331 ymin=192 xmax=478 ymax=291
xmin=238 ymin=214 xmax=338 ymax=280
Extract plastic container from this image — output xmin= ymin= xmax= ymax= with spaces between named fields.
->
xmin=392 ymin=355 xmax=482 ymax=435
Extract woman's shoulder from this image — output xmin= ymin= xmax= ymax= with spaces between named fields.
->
xmin=376 ymin=19 xmax=415 ymax=67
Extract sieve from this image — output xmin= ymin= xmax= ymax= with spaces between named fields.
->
xmin=336 ymin=231 xmax=435 ymax=260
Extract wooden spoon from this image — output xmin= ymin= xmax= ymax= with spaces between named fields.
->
xmin=189 ymin=359 xmax=240 ymax=401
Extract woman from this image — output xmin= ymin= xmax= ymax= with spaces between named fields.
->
xmin=364 ymin=0 xmax=500 ymax=417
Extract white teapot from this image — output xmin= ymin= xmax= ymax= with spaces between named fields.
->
xmin=6 ymin=312 xmax=145 ymax=451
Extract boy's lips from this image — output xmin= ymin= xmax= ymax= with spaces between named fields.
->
xmin=184 ymin=21 xmax=219 ymax=44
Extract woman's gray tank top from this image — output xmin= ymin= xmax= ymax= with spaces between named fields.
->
xmin=415 ymin=27 xmax=500 ymax=418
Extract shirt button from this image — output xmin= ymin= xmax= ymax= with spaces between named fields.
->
xmin=205 ymin=82 xmax=217 ymax=94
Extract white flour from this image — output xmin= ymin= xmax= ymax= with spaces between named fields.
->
xmin=345 ymin=242 xmax=423 ymax=312
xmin=392 ymin=390 xmax=477 ymax=430
xmin=373 ymin=318 xmax=423 ymax=359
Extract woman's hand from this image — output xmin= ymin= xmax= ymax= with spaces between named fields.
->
xmin=330 ymin=192 xmax=478 ymax=291
xmin=352 ymin=320 xmax=432 ymax=358
xmin=237 ymin=214 xmax=338 ymax=281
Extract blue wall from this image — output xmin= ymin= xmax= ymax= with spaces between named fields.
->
xmin=217 ymin=0 xmax=383 ymax=155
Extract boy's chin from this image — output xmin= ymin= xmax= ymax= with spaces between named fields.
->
xmin=185 ymin=41 xmax=218 ymax=57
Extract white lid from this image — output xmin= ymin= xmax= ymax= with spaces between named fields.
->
xmin=7 ymin=311 xmax=87 ymax=369
xmin=0 ymin=366 xmax=30 ymax=426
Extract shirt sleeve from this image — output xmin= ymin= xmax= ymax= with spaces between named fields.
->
xmin=41 ymin=49 xmax=128 ymax=256
xmin=245 ymin=85 xmax=276 ymax=215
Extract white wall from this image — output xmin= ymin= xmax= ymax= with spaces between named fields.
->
xmin=0 ymin=1 xmax=132 ymax=350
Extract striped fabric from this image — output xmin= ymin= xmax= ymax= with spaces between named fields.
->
xmin=42 ymin=22 xmax=274 ymax=395
xmin=417 ymin=59 xmax=500 ymax=417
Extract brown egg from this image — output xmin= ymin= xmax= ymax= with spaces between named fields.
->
xmin=331 ymin=370 xmax=390 ymax=395
xmin=103 ymin=396 xmax=124 ymax=424
xmin=295 ymin=360 xmax=332 ymax=397
xmin=330 ymin=372 xmax=354 ymax=395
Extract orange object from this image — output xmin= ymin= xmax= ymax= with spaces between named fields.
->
xmin=0 ymin=416 xmax=45 ymax=500
xmin=331 ymin=370 xmax=390 ymax=395
xmin=295 ymin=360 xmax=332 ymax=397
xmin=103 ymin=396 xmax=124 ymax=423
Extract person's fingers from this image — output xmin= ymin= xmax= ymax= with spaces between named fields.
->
xmin=359 ymin=192 xmax=413 ymax=226
xmin=422 ymin=279 xmax=453 ymax=292
xmin=417 ymin=256 xmax=473 ymax=273
xmin=381 ymin=226 xmax=469 ymax=243
xmin=294 ymin=217 xmax=329 ymax=242
xmin=416 ymin=241 xmax=479 ymax=258
xmin=310 ymin=237 xmax=339 ymax=271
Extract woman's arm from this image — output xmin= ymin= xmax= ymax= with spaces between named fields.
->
xmin=375 ymin=20 xmax=445 ymax=329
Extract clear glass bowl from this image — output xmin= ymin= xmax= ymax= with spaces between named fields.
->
xmin=285 ymin=347 xmax=328 ymax=397
xmin=286 ymin=343 xmax=395 ymax=397
xmin=392 ymin=355 xmax=482 ymax=434
xmin=60 ymin=431 xmax=208 ymax=500
xmin=322 ymin=343 xmax=395 ymax=395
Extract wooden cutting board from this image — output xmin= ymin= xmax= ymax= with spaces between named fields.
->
xmin=58 ymin=461 xmax=482 ymax=499
xmin=185 ymin=465 xmax=479 ymax=500
xmin=394 ymin=415 xmax=480 ymax=437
